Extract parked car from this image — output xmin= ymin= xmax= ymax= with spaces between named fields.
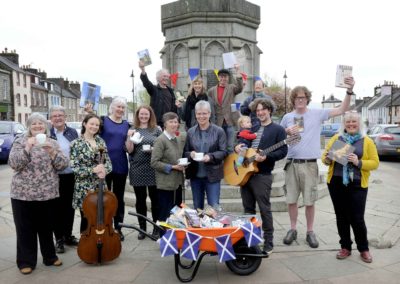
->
xmin=367 ymin=124 xmax=400 ymax=157
xmin=0 ymin=121 xmax=26 ymax=162
xmin=66 ymin=121 xmax=82 ymax=135
xmin=321 ymin=123 xmax=341 ymax=137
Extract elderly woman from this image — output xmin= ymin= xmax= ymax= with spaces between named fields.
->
xmin=322 ymin=111 xmax=379 ymax=263
xmin=126 ymin=105 xmax=162 ymax=239
xmin=9 ymin=113 xmax=69 ymax=274
xmin=151 ymin=112 xmax=186 ymax=222
xmin=95 ymin=97 xmax=132 ymax=241
xmin=184 ymin=100 xmax=227 ymax=209
xmin=70 ymin=113 xmax=112 ymax=233
xmin=181 ymin=76 xmax=214 ymax=129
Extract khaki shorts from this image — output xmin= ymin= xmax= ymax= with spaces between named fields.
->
xmin=283 ymin=160 xmax=319 ymax=206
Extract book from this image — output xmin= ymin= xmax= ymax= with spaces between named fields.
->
xmin=335 ymin=65 xmax=353 ymax=88
xmin=294 ymin=116 xmax=304 ymax=132
xmin=137 ymin=49 xmax=152 ymax=66
xmin=328 ymin=140 xmax=355 ymax=166
xmin=222 ymin=52 xmax=236 ymax=69
xmin=80 ymin=82 xmax=101 ymax=111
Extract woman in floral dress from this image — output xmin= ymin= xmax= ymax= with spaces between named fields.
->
xmin=70 ymin=113 xmax=112 ymax=233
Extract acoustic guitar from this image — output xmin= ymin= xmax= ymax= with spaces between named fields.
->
xmin=224 ymin=134 xmax=301 ymax=186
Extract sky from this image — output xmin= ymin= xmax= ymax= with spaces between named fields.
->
xmin=1 ymin=0 xmax=399 ymax=108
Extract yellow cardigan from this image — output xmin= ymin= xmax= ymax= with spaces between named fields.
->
xmin=321 ymin=134 xmax=379 ymax=188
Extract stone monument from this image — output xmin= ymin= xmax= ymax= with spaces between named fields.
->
xmin=160 ymin=0 xmax=262 ymax=98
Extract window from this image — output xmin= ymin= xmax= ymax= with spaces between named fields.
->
xmin=24 ymin=94 xmax=27 ymax=106
xmin=16 ymin=72 xmax=20 ymax=86
xmin=18 ymin=113 xmax=21 ymax=123
xmin=25 ymin=113 xmax=28 ymax=123
xmin=3 ymin=79 xmax=7 ymax=100
xmin=32 ymin=92 xmax=36 ymax=106
xmin=23 ymin=74 xmax=27 ymax=87
xmin=16 ymin=93 xmax=21 ymax=106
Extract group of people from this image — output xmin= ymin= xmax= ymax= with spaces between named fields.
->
xmin=8 ymin=64 xmax=379 ymax=275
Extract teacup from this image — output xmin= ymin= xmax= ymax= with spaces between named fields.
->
xmin=142 ymin=144 xmax=151 ymax=151
xmin=36 ymin=133 xmax=46 ymax=144
xmin=194 ymin=152 xmax=204 ymax=161
xmin=178 ymin=158 xmax=188 ymax=165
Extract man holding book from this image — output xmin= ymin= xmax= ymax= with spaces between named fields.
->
xmin=280 ymin=77 xmax=354 ymax=248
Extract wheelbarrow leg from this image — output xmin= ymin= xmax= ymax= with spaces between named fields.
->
xmin=174 ymin=251 xmax=212 ymax=283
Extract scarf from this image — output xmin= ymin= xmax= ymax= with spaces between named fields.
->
xmin=342 ymin=132 xmax=362 ymax=186
xmin=184 ymin=92 xmax=208 ymax=128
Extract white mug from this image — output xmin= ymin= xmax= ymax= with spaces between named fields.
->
xmin=130 ymin=132 xmax=143 ymax=144
xmin=36 ymin=133 xmax=46 ymax=144
xmin=194 ymin=152 xmax=204 ymax=161
xmin=178 ymin=158 xmax=188 ymax=165
xmin=142 ymin=144 xmax=151 ymax=151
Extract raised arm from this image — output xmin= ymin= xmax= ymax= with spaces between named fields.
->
xmin=329 ymin=77 xmax=355 ymax=118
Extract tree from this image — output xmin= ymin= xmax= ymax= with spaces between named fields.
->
xmin=263 ymin=77 xmax=292 ymax=118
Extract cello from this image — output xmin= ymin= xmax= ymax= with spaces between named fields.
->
xmin=77 ymin=147 xmax=121 ymax=264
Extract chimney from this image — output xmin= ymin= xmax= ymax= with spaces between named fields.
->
xmin=1 ymin=48 xmax=19 ymax=65
xmin=64 ymin=79 xmax=70 ymax=89
xmin=70 ymin=81 xmax=81 ymax=92
xmin=38 ymin=70 xmax=47 ymax=79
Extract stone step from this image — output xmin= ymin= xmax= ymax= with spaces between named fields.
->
xmin=124 ymin=182 xmax=328 ymax=212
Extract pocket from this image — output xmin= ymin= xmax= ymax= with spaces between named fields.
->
xmin=283 ymin=161 xmax=292 ymax=171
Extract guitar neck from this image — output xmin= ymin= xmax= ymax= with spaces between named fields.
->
xmin=260 ymin=140 xmax=287 ymax=156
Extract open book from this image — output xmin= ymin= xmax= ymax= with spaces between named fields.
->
xmin=335 ymin=65 xmax=353 ymax=88
xmin=328 ymin=140 xmax=355 ymax=166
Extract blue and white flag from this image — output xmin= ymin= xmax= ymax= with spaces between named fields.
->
xmin=181 ymin=231 xmax=202 ymax=261
xmin=189 ymin=68 xmax=200 ymax=80
xmin=159 ymin=229 xmax=178 ymax=257
xmin=241 ymin=223 xmax=263 ymax=247
xmin=215 ymin=235 xmax=236 ymax=262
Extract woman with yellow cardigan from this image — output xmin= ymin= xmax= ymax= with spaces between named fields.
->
xmin=322 ymin=111 xmax=379 ymax=263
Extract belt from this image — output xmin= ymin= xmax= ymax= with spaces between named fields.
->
xmin=288 ymin=159 xmax=317 ymax=164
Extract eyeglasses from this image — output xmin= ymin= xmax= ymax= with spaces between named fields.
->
xmin=51 ymin=114 xmax=65 ymax=118
xmin=295 ymin=96 xmax=307 ymax=101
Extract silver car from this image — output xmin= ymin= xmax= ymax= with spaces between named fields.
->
xmin=367 ymin=124 xmax=400 ymax=157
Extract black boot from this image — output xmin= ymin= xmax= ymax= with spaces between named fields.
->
xmin=138 ymin=220 xmax=146 ymax=240
xmin=151 ymin=227 xmax=160 ymax=239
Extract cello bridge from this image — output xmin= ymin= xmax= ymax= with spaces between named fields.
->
xmin=95 ymin=229 xmax=105 ymax=235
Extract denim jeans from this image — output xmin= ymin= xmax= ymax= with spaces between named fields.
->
xmin=190 ymin=177 xmax=221 ymax=210
xmin=222 ymin=124 xmax=235 ymax=153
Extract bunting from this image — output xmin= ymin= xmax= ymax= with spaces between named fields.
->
xmin=188 ymin=68 xmax=200 ymax=81
xmin=240 ymin=72 xmax=248 ymax=82
xmin=214 ymin=69 xmax=219 ymax=81
xmin=215 ymin=235 xmax=236 ymax=262
xmin=241 ymin=222 xmax=263 ymax=247
xmin=159 ymin=229 xmax=178 ymax=257
xmin=254 ymin=75 xmax=262 ymax=82
xmin=180 ymin=231 xmax=202 ymax=261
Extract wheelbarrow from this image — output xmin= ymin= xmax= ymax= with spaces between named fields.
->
xmin=120 ymin=211 xmax=269 ymax=283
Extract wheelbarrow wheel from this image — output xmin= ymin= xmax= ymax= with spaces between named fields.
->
xmin=225 ymin=241 xmax=262 ymax=276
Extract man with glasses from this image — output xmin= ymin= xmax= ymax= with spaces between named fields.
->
xmin=235 ymin=98 xmax=288 ymax=256
xmin=49 ymin=106 xmax=79 ymax=253
xmin=280 ymin=78 xmax=354 ymax=248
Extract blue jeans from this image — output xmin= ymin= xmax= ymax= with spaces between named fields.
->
xmin=190 ymin=178 xmax=221 ymax=210
xmin=222 ymin=124 xmax=235 ymax=153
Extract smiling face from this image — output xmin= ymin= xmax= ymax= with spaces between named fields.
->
xmin=254 ymin=80 xmax=264 ymax=93
xmin=195 ymin=107 xmax=211 ymax=128
xmin=193 ymin=81 xmax=203 ymax=95
xmin=344 ymin=114 xmax=360 ymax=135
xmin=218 ymin=74 xmax=229 ymax=87
xmin=138 ymin=107 xmax=150 ymax=125
xmin=112 ymin=103 xmax=126 ymax=119
xmin=30 ymin=120 xmax=47 ymax=137
xmin=293 ymin=91 xmax=308 ymax=111
xmin=164 ymin=118 xmax=179 ymax=135
xmin=83 ymin=117 xmax=101 ymax=137
xmin=159 ymin=71 xmax=170 ymax=87
xmin=256 ymin=103 xmax=271 ymax=124
xmin=50 ymin=110 xmax=66 ymax=131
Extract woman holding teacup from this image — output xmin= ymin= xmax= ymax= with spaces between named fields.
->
xmin=126 ymin=105 xmax=162 ymax=239
xmin=184 ymin=100 xmax=227 ymax=210
xmin=151 ymin=112 xmax=186 ymax=223
xmin=8 ymin=113 xmax=69 ymax=274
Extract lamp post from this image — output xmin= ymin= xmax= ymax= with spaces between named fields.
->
xmin=283 ymin=70 xmax=287 ymax=114
xmin=130 ymin=70 xmax=135 ymax=115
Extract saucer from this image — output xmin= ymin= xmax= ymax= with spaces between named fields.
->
xmin=178 ymin=162 xmax=190 ymax=166
xmin=193 ymin=157 xmax=204 ymax=162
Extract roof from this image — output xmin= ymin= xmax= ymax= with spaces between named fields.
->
xmin=370 ymin=94 xmax=391 ymax=109
xmin=322 ymin=94 xmax=341 ymax=103
xmin=0 ymin=56 xmax=24 ymax=72
xmin=30 ymin=83 xmax=48 ymax=91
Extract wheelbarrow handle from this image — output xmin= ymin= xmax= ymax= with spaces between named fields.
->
xmin=118 ymin=222 xmax=159 ymax=241
xmin=127 ymin=211 xmax=165 ymax=231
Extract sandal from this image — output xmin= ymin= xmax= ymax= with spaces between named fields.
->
xmin=53 ymin=259 xmax=63 ymax=266
xmin=20 ymin=267 xmax=33 ymax=275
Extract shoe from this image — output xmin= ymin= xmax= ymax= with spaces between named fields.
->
xmin=306 ymin=231 xmax=319 ymax=248
xmin=283 ymin=229 xmax=297 ymax=245
xmin=20 ymin=267 xmax=32 ymax=275
xmin=64 ymin=235 xmax=79 ymax=246
xmin=360 ymin=251 xmax=372 ymax=263
xmin=55 ymin=239 xmax=65 ymax=254
xmin=151 ymin=227 xmax=160 ymax=239
xmin=138 ymin=231 xmax=146 ymax=240
xmin=336 ymin=248 xmax=351 ymax=259
xmin=53 ymin=259 xmax=63 ymax=266
xmin=118 ymin=229 xmax=125 ymax=241
xmin=262 ymin=244 xmax=273 ymax=256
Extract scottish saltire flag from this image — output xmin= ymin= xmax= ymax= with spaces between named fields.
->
xmin=241 ymin=223 xmax=263 ymax=247
xmin=181 ymin=231 xmax=202 ymax=261
xmin=159 ymin=229 xmax=178 ymax=257
xmin=215 ymin=235 xmax=236 ymax=262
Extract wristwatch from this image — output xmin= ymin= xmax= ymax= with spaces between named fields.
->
xmin=346 ymin=90 xmax=354 ymax=95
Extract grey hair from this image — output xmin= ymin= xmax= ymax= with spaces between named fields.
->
xmin=26 ymin=112 xmax=50 ymax=137
xmin=338 ymin=111 xmax=366 ymax=137
xmin=156 ymin=69 xmax=169 ymax=83
xmin=195 ymin=100 xmax=211 ymax=113
xmin=109 ymin=96 xmax=127 ymax=115
xmin=49 ymin=105 xmax=66 ymax=116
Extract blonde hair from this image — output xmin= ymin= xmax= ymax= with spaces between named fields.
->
xmin=237 ymin=116 xmax=251 ymax=128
